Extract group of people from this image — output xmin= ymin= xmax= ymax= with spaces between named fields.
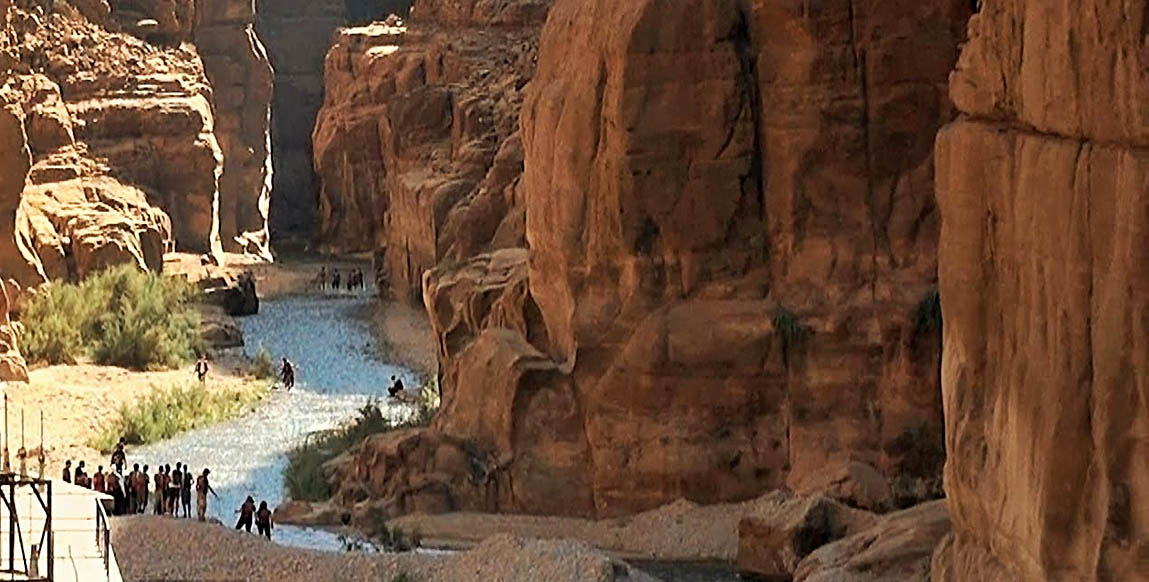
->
xmin=315 ymin=266 xmax=367 ymax=293
xmin=61 ymin=439 xmax=222 ymax=524
xmin=236 ymin=495 xmax=275 ymax=539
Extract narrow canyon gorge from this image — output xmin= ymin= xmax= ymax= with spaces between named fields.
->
xmin=1 ymin=0 xmax=1145 ymax=580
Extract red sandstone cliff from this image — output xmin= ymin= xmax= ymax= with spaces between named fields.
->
xmin=932 ymin=3 xmax=1149 ymax=581
xmin=312 ymin=10 xmax=540 ymax=298
xmin=0 ymin=0 xmax=273 ymax=285
xmin=321 ymin=0 xmax=970 ymax=520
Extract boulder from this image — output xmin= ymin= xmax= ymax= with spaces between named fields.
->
xmin=789 ymin=461 xmax=894 ymax=513
xmin=199 ymin=319 xmax=243 ymax=349
xmin=202 ymin=270 xmax=258 ymax=316
xmin=793 ymin=500 xmax=950 ymax=582
xmin=0 ymin=280 xmax=28 ymax=383
xmin=737 ymin=492 xmax=878 ymax=580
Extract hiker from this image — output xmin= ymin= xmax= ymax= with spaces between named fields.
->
xmin=156 ymin=466 xmax=168 ymax=516
xmin=62 ymin=460 xmax=72 ymax=483
xmin=256 ymin=501 xmax=273 ymax=540
xmin=75 ymin=461 xmax=88 ymax=488
xmin=331 ymin=269 xmax=341 ymax=291
xmin=195 ymin=468 xmax=218 ymax=522
xmin=169 ymin=463 xmax=183 ymax=515
xmin=316 ymin=266 xmax=328 ymax=291
xmin=111 ymin=439 xmax=126 ymax=474
xmin=93 ymin=466 xmax=106 ymax=493
xmin=280 ymin=358 xmax=295 ymax=390
xmin=181 ymin=461 xmax=192 ymax=518
xmin=388 ymin=375 xmax=404 ymax=397
xmin=236 ymin=496 xmax=255 ymax=532
xmin=127 ymin=464 xmax=140 ymax=513
xmin=108 ymin=470 xmax=124 ymax=515
xmin=138 ymin=465 xmax=150 ymax=514
xmin=195 ymin=356 xmax=210 ymax=382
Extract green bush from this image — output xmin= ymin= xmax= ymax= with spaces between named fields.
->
xmin=251 ymin=346 xmax=275 ymax=379
xmin=285 ymin=399 xmax=432 ymax=502
xmin=22 ymin=265 xmax=203 ymax=370
xmin=89 ymin=381 xmax=266 ymax=452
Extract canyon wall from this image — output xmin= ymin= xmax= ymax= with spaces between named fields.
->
xmin=325 ymin=0 xmax=970 ymax=520
xmin=312 ymin=8 xmax=542 ymax=298
xmin=0 ymin=0 xmax=272 ymax=285
xmin=932 ymin=2 xmax=1149 ymax=581
xmin=256 ymin=0 xmax=346 ymax=241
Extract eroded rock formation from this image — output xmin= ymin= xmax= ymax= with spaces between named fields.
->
xmin=0 ymin=0 xmax=274 ymax=284
xmin=312 ymin=11 xmax=539 ymax=299
xmin=323 ymin=0 xmax=970 ymax=519
xmin=932 ymin=3 xmax=1149 ymax=581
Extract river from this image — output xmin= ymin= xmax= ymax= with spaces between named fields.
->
xmin=130 ymin=294 xmax=739 ymax=580
xmin=132 ymin=295 xmax=418 ymax=551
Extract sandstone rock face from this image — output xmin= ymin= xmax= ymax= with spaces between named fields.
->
xmin=933 ymin=4 xmax=1149 ymax=581
xmin=312 ymin=15 xmax=539 ymax=300
xmin=194 ymin=0 xmax=274 ymax=258
xmin=0 ymin=279 xmax=28 ymax=382
xmin=255 ymin=0 xmax=346 ymax=240
xmin=411 ymin=0 xmax=549 ymax=26
xmin=325 ymin=0 xmax=969 ymax=519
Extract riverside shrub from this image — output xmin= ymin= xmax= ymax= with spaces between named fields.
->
xmin=89 ymin=381 xmax=267 ymax=452
xmin=22 ymin=265 xmax=203 ymax=369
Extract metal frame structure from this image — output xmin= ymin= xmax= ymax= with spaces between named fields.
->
xmin=0 ymin=474 xmax=53 ymax=581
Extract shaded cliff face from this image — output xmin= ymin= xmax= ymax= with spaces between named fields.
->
xmin=312 ymin=10 xmax=540 ymax=298
xmin=932 ymin=3 xmax=1149 ymax=581
xmin=0 ymin=0 xmax=272 ymax=284
xmin=325 ymin=0 xmax=969 ymax=519
xmin=256 ymin=0 xmax=346 ymax=241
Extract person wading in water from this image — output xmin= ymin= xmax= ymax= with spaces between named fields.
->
xmin=195 ymin=468 xmax=219 ymax=521
xmin=256 ymin=501 xmax=273 ymax=540
xmin=280 ymin=358 xmax=295 ymax=390
xmin=236 ymin=496 xmax=256 ymax=532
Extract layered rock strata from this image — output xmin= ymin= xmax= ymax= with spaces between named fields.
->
xmin=255 ymin=0 xmax=346 ymax=239
xmin=312 ymin=11 xmax=540 ymax=299
xmin=322 ymin=0 xmax=971 ymax=519
xmin=932 ymin=3 xmax=1149 ymax=581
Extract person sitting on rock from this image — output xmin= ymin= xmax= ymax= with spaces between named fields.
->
xmin=280 ymin=358 xmax=296 ymax=390
xmin=388 ymin=375 xmax=404 ymax=397
xmin=256 ymin=501 xmax=273 ymax=540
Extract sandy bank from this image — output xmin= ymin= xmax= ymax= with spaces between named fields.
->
xmin=111 ymin=516 xmax=657 ymax=582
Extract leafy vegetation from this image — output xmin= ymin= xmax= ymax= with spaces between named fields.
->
xmin=21 ymin=265 xmax=203 ymax=370
xmin=89 ymin=381 xmax=267 ymax=452
xmin=913 ymin=288 xmax=943 ymax=336
xmin=285 ymin=379 xmax=439 ymax=502
xmin=250 ymin=346 xmax=275 ymax=379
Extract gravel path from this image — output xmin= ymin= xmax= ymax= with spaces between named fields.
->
xmin=112 ymin=517 xmax=662 ymax=582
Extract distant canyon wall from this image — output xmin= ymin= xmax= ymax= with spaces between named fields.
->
xmin=0 ymin=0 xmax=273 ymax=286
xmin=322 ymin=0 xmax=970 ymax=519
xmin=933 ymin=2 xmax=1149 ymax=581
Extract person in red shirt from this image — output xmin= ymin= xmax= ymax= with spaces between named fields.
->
xmin=92 ymin=466 xmax=106 ymax=493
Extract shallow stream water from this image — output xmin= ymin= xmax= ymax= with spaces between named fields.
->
xmin=133 ymin=295 xmax=417 ymax=551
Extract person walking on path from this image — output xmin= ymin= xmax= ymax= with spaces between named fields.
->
xmin=195 ymin=468 xmax=218 ymax=522
xmin=195 ymin=356 xmax=210 ymax=383
xmin=280 ymin=358 xmax=295 ymax=390
xmin=236 ymin=496 xmax=255 ymax=532
xmin=181 ymin=461 xmax=192 ymax=518
xmin=61 ymin=460 xmax=71 ymax=483
xmin=256 ymin=501 xmax=273 ymax=540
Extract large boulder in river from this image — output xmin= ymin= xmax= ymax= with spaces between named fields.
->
xmin=201 ymin=270 xmax=259 ymax=316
